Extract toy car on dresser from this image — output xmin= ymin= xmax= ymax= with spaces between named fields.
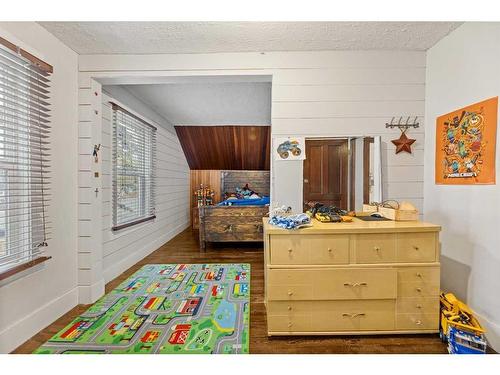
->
xmin=440 ymin=292 xmax=487 ymax=354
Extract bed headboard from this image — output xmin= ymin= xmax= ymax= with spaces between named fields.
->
xmin=221 ymin=170 xmax=270 ymax=197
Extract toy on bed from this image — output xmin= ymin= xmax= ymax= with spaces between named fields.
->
xmin=236 ymin=183 xmax=261 ymax=199
xmin=220 ymin=183 xmax=267 ymax=206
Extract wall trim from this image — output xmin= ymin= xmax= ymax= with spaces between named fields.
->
xmin=78 ymin=279 xmax=105 ymax=304
xmin=103 ymin=221 xmax=190 ymax=283
xmin=474 ymin=309 xmax=500 ymax=352
xmin=0 ymin=287 xmax=78 ymax=353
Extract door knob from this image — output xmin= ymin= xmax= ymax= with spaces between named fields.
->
xmin=304 ymin=179 xmax=309 ymax=183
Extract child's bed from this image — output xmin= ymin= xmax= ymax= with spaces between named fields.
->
xmin=198 ymin=170 xmax=270 ymax=250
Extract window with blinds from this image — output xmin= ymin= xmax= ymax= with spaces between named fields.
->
xmin=0 ymin=38 xmax=52 ymax=274
xmin=111 ymin=103 xmax=156 ymax=231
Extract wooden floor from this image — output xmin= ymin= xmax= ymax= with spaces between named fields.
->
xmin=13 ymin=228 xmax=449 ymax=354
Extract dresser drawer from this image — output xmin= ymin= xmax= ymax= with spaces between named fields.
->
xmin=267 ymin=314 xmax=312 ymax=332
xmin=267 ymin=300 xmax=395 ymax=332
xmin=354 ymin=233 xmax=397 ymax=263
xmin=267 ymin=268 xmax=397 ymax=301
xmin=398 ymin=266 xmax=440 ymax=283
xmin=397 ymin=266 xmax=440 ymax=298
xmin=396 ymin=312 xmax=439 ymax=330
xmin=270 ymin=235 xmax=349 ymax=265
xmin=398 ymin=282 xmax=440 ymax=298
xmin=397 ymin=233 xmax=437 ymax=263
xmin=396 ymin=297 xmax=440 ymax=314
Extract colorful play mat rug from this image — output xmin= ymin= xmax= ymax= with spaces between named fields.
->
xmin=34 ymin=264 xmax=250 ymax=354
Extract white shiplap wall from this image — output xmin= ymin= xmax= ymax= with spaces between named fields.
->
xmin=100 ymin=89 xmax=190 ymax=283
xmin=77 ymin=81 xmax=189 ymax=304
xmin=78 ymin=51 xmax=425 ymax=213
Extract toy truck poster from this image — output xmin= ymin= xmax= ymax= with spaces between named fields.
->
xmin=274 ymin=137 xmax=306 ymax=160
xmin=440 ymin=292 xmax=487 ymax=354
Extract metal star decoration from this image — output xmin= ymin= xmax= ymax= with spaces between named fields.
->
xmin=391 ymin=131 xmax=416 ymax=154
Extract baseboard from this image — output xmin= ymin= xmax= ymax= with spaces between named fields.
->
xmin=102 ymin=221 xmax=190 ymax=284
xmin=78 ymin=278 xmax=105 ymax=304
xmin=0 ymin=287 xmax=78 ymax=353
xmin=474 ymin=310 xmax=500 ymax=353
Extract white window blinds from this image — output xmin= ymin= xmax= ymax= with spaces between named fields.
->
xmin=0 ymin=40 xmax=52 ymax=273
xmin=111 ymin=103 xmax=156 ymax=231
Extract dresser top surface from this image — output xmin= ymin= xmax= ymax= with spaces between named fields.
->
xmin=263 ymin=217 xmax=441 ymax=235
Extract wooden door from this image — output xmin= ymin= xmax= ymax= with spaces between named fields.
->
xmin=303 ymin=139 xmax=348 ymax=210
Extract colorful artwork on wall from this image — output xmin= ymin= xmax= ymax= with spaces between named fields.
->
xmin=435 ymin=97 xmax=498 ymax=185
xmin=273 ymin=137 xmax=306 ymax=160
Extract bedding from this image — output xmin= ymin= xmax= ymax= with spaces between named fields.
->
xmin=223 ymin=183 xmax=266 ymax=203
xmin=218 ymin=196 xmax=270 ymax=206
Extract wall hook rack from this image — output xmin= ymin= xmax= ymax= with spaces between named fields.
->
xmin=385 ymin=116 xmax=420 ymax=131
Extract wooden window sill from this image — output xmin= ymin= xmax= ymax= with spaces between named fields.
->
xmin=0 ymin=256 xmax=52 ymax=282
xmin=112 ymin=215 xmax=156 ymax=231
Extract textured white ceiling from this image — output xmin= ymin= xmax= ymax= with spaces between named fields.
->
xmin=39 ymin=22 xmax=461 ymax=54
xmin=111 ymin=82 xmax=272 ymax=125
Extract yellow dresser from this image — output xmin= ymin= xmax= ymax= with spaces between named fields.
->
xmin=263 ymin=218 xmax=441 ymax=335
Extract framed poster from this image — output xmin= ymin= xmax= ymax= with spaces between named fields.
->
xmin=273 ymin=137 xmax=306 ymax=161
xmin=436 ymin=97 xmax=498 ymax=185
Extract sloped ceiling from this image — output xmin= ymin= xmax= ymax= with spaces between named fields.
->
xmin=175 ymin=126 xmax=270 ymax=170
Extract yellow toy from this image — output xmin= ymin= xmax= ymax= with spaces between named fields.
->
xmin=440 ymin=292 xmax=485 ymax=337
xmin=440 ymin=292 xmax=487 ymax=354
xmin=314 ymin=212 xmax=340 ymax=222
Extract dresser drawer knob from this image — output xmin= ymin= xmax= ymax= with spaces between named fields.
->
xmin=373 ymin=246 xmax=381 ymax=251
xmin=413 ymin=245 xmax=420 ymax=250
xmin=328 ymin=248 xmax=333 ymax=253
xmin=415 ymin=320 xmax=422 ymax=325
xmin=288 ymin=248 xmax=293 ymax=253
xmin=287 ymin=322 xmax=293 ymax=328
xmin=287 ymin=306 xmax=292 ymax=311
xmin=416 ymin=304 xmax=423 ymax=309
xmin=287 ymin=291 xmax=293 ymax=296
xmin=416 ymin=272 xmax=423 ymax=278
xmin=416 ymin=287 xmax=422 ymax=293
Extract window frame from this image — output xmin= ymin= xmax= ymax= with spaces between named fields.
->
xmin=110 ymin=102 xmax=156 ymax=231
xmin=0 ymin=36 xmax=52 ymax=280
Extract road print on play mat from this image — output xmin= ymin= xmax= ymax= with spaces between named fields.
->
xmin=34 ymin=264 xmax=250 ymax=354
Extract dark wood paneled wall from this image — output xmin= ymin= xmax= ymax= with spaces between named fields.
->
xmin=190 ymin=169 xmax=222 ymax=229
xmin=190 ymin=170 xmax=222 ymax=209
xmin=175 ymin=125 xmax=270 ymax=170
